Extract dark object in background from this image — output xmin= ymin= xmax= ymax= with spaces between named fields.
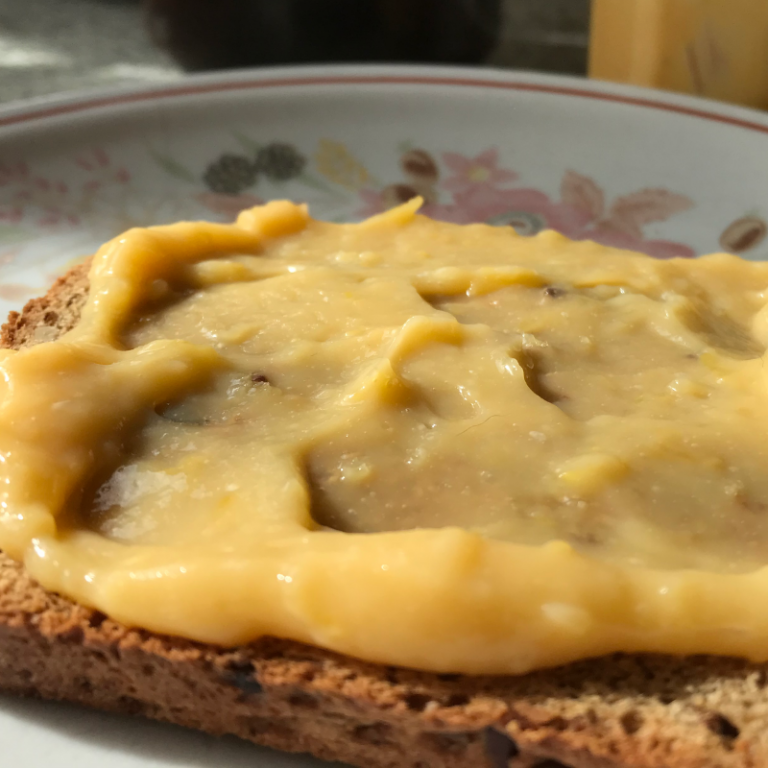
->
xmin=144 ymin=0 xmax=502 ymax=71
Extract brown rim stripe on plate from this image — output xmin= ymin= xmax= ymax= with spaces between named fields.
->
xmin=1 ymin=76 xmax=768 ymax=134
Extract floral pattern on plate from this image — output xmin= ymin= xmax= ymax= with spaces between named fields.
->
xmin=0 ymin=138 xmax=703 ymax=260
xmin=356 ymin=146 xmax=697 ymax=259
xmin=166 ymin=139 xmax=700 ymax=259
xmin=2 ymin=134 xmax=759 ymax=306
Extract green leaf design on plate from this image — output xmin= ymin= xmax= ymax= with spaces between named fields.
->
xmin=149 ymin=148 xmax=197 ymax=183
xmin=232 ymin=132 xmax=262 ymax=158
xmin=0 ymin=224 xmax=29 ymax=243
xmin=297 ymin=172 xmax=348 ymax=197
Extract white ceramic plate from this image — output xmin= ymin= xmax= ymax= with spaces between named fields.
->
xmin=3 ymin=63 xmax=768 ymax=767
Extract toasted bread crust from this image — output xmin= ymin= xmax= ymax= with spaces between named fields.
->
xmin=2 ymin=265 xmax=768 ymax=768
xmin=1 ymin=260 xmax=90 ymax=350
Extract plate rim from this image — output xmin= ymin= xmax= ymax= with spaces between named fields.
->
xmin=1 ymin=63 xmax=768 ymax=136
xmin=3 ymin=62 xmax=768 ymax=768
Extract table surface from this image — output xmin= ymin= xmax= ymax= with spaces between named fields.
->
xmin=0 ymin=0 xmax=590 ymax=105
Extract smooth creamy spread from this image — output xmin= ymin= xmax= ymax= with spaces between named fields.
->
xmin=4 ymin=199 xmax=768 ymax=674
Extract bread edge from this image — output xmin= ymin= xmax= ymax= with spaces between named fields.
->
xmin=0 ymin=262 xmax=763 ymax=768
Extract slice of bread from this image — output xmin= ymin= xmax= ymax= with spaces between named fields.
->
xmin=1 ymin=264 xmax=768 ymax=768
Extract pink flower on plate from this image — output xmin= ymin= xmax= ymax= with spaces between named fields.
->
xmin=426 ymin=185 xmax=593 ymax=237
xmin=580 ymin=226 xmax=695 ymax=259
xmin=0 ymin=161 xmax=29 ymax=186
xmin=354 ymin=155 xmax=696 ymax=259
xmin=0 ymin=248 xmax=20 ymax=268
xmin=75 ymin=148 xmax=111 ymax=172
xmin=0 ymin=207 xmax=23 ymax=224
xmin=441 ymin=148 xmax=517 ymax=194
xmin=356 ymin=188 xmax=388 ymax=218
xmin=0 ymin=283 xmax=35 ymax=301
xmin=195 ymin=192 xmax=264 ymax=221
xmin=573 ymin=183 xmax=696 ymax=258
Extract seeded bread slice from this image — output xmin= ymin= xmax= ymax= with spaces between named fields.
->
xmin=2 ymin=265 xmax=768 ymax=768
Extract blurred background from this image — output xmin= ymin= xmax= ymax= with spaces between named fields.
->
xmin=0 ymin=0 xmax=767 ymax=109
xmin=0 ymin=0 xmax=588 ymax=102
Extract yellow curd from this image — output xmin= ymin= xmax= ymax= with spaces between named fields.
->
xmin=3 ymin=199 xmax=768 ymax=674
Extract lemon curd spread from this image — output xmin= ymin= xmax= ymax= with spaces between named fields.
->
xmin=3 ymin=199 xmax=768 ymax=674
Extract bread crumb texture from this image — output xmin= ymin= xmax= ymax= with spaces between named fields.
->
xmin=2 ymin=263 xmax=768 ymax=768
